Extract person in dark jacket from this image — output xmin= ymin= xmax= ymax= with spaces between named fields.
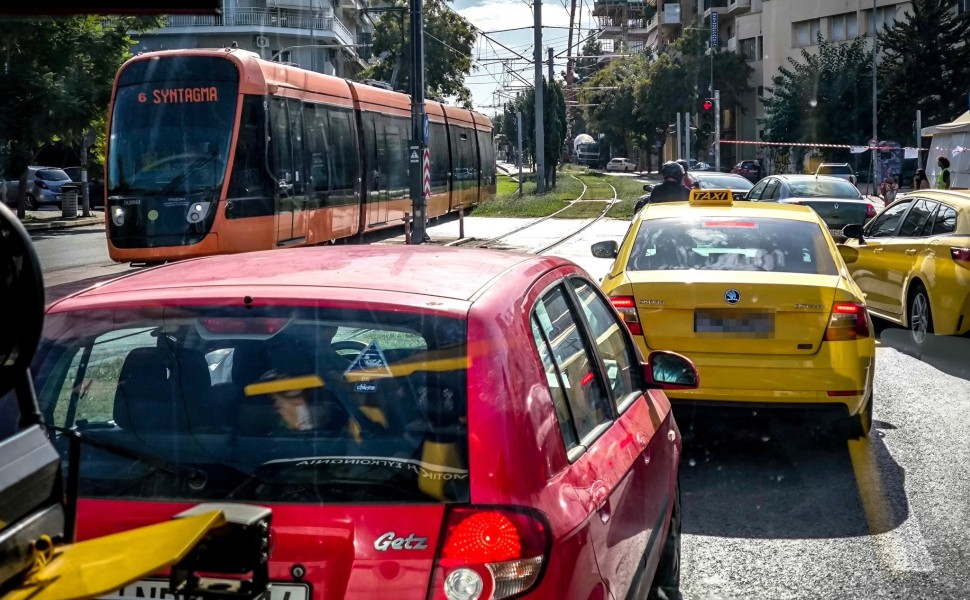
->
xmin=635 ymin=161 xmax=691 ymax=213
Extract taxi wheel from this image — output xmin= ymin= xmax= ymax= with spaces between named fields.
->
xmin=648 ymin=485 xmax=681 ymax=600
xmin=908 ymin=283 xmax=934 ymax=345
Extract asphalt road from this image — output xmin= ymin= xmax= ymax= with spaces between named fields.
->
xmin=32 ymin=217 xmax=970 ymax=599
xmin=30 ymin=223 xmax=137 ymax=303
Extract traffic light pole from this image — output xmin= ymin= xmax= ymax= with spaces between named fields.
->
xmin=714 ymin=90 xmax=721 ymax=172
xmin=409 ymin=0 xmax=427 ymax=244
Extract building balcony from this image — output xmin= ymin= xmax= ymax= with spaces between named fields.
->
xmin=726 ymin=36 xmax=737 ymax=52
xmin=660 ymin=3 xmax=681 ymax=28
xmin=592 ymin=0 xmax=651 ymax=18
xmin=599 ymin=24 xmax=653 ymax=38
xmin=159 ymin=8 xmax=355 ymax=48
xmin=701 ymin=0 xmax=750 ymax=19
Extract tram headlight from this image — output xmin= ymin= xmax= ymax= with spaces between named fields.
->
xmin=186 ymin=202 xmax=211 ymax=224
xmin=111 ymin=206 xmax=125 ymax=227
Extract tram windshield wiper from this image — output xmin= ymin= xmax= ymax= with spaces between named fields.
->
xmin=157 ymin=151 xmax=220 ymax=197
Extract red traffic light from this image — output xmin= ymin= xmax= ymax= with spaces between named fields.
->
xmin=702 ymin=99 xmax=714 ymax=111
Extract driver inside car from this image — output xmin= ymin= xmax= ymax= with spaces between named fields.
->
xmin=258 ymin=369 xmax=351 ymax=435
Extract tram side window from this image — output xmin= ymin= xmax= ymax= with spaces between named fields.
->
xmin=227 ymin=96 xmax=274 ymax=218
xmin=429 ymin=122 xmax=449 ymax=191
xmin=449 ymin=126 xmax=471 ymax=190
xmin=477 ymin=129 xmax=495 ymax=183
xmin=270 ymin=98 xmax=294 ymax=191
xmin=329 ymin=108 xmax=358 ymax=204
xmin=286 ymin=99 xmax=306 ymax=195
xmin=468 ymin=125 xmax=481 ymax=184
xmin=304 ymin=103 xmax=332 ymax=200
xmin=384 ymin=118 xmax=408 ymax=197
xmin=361 ymin=113 xmax=388 ymax=200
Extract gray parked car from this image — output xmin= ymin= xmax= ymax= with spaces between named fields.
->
xmin=4 ymin=166 xmax=80 ymax=210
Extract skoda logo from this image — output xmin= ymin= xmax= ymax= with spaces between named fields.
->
xmin=725 ymin=289 xmax=741 ymax=304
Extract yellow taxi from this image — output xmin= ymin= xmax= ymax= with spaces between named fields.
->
xmin=838 ymin=190 xmax=970 ymax=344
xmin=592 ymin=189 xmax=876 ymax=436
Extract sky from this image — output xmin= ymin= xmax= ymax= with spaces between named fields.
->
xmin=451 ymin=0 xmax=595 ymax=116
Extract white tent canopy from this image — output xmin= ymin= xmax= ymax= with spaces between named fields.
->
xmin=920 ymin=111 xmax=970 ymax=189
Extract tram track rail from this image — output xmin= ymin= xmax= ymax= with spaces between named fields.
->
xmin=464 ymin=173 xmax=619 ymax=254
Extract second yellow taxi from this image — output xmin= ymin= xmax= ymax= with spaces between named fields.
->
xmin=593 ymin=189 xmax=876 ymax=436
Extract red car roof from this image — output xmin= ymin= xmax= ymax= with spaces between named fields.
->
xmin=53 ymin=246 xmax=567 ymax=308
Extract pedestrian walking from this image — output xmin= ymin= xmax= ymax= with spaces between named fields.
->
xmin=912 ymin=168 xmax=930 ymax=190
xmin=937 ymin=156 xmax=951 ymax=190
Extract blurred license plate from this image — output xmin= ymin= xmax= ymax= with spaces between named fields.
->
xmin=101 ymin=580 xmax=309 ymax=600
xmin=694 ymin=309 xmax=774 ymax=334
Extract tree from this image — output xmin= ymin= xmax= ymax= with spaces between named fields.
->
xmin=361 ymin=0 xmax=477 ymax=107
xmin=878 ymin=0 xmax=970 ymax=141
xmin=0 ymin=15 xmax=162 ymax=218
xmin=761 ymin=35 xmax=873 ymax=152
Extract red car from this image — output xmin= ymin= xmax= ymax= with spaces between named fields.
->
xmin=731 ymin=160 xmax=762 ymax=183
xmin=31 ymin=246 xmax=696 ymax=600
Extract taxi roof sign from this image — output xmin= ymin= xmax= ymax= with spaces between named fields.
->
xmin=689 ymin=188 xmax=734 ymax=206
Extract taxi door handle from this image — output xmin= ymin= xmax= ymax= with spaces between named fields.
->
xmin=873 ymin=248 xmax=884 ymax=254
xmin=905 ymin=249 xmax=917 ymax=255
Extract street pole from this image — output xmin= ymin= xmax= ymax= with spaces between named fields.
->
xmin=534 ymin=0 xmax=545 ymax=193
xmin=685 ymin=112 xmax=691 ymax=161
xmin=916 ymin=109 xmax=923 ymax=170
xmin=548 ymin=47 xmax=554 ymax=84
xmin=714 ymin=90 xmax=721 ymax=172
xmin=676 ymin=112 xmax=682 ymax=162
xmin=409 ymin=0 xmax=427 ymax=243
xmin=517 ymin=111 xmax=524 ymax=196
xmin=80 ymin=131 xmax=91 ymax=217
xmin=871 ymin=0 xmax=878 ymax=187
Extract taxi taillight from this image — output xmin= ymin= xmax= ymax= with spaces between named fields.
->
xmin=609 ymin=296 xmax=642 ymax=335
xmin=824 ymin=302 xmax=870 ymax=341
xmin=428 ymin=507 xmax=549 ymax=600
xmin=951 ymin=247 xmax=970 ymax=270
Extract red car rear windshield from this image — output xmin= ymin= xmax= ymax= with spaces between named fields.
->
xmin=31 ymin=305 xmax=470 ymax=504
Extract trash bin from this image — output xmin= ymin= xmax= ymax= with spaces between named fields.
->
xmin=61 ymin=184 xmax=80 ymax=218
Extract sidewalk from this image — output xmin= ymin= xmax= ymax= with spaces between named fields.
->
xmin=17 ymin=207 xmax=104 ymax=232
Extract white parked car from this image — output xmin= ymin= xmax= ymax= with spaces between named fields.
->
xmin=606 ymin=157 xmax=637 ymax=172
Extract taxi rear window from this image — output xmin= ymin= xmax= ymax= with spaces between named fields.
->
xmin=29 ymin=305 xmax=469 ymax=504
xmin=627 ymin=217 xmax=838 ymax=275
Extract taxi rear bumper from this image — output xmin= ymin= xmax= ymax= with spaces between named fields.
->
xmin=656 ymin=341 xmax=874 ymax=415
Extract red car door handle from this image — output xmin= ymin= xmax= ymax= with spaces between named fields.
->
xmin=905 ymin=249 xmax=917 ymax=255
xmin=636 ymin=432 xmax=649 ymax=448
xmin=590 ymin=480 xmax=609 ymax=503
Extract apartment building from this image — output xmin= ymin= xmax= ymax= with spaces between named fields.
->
xmin=704 ymin=0 xmax=916 ymax=161
xmin=593 ymin=0 xmax=698 ymax=54
xmin=131 ymin=0 xmax=375 ymax=79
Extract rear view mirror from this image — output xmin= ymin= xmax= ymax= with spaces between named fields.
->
xmin=642 ymin=184 xmax=653 ymax=192
xmin=644 ymin=351 xmax=698 ymax=390
xmin=842 ymin=224 xmax=864 ymax=241
xmin=591 ymin=240 xmax=619 ymax=259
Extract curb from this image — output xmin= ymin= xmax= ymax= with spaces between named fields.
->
xmin=23 ymin=216 xmax=104 ymax=232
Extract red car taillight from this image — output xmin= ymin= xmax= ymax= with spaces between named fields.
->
xmin=429 ymin=508 xmax=550 ymax=600
xmin=951 ymin=247 xmax=970 ymax=270
xmin=866 ymin=203 xmax=877 ymax=218
xmin=824 ymin=302 xmax=870 ymax=341
xmin=609 ymin=295 xmax=642 ymax=335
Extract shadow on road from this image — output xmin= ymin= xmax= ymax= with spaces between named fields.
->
xmin=676 ymin=406 xmax=909 ymax=540
xmin=874 ymin=318 xmax=970 ymax=382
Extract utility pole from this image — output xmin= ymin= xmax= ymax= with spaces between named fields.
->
xmin=517 ymin=111 xmax=524 ymax=196
xmin=534 ymin=0 xmax=545 ymax=193
xmin=676 ymin=112 xmax=682 ymax=162
xmin=685 ymin=112 xmax=691 ymax=161
xmin=566 ymin=0 xmax=578 ymax=145
xmin=916 ymin=109 xmax=923 ymax=170
xmin=871 ymin=0 xmax=879 ymax=186
xmin=548 ymin=47 xmax=554 ymax=84
xmin=714 ymin=90 xmax=721 ymax=172
xmin=409 ymin=0 xmax=428 ymax=243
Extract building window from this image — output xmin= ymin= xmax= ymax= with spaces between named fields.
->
xmin=831 ymin=13 xmax=858 ymax=41
xmin=869 ymin=6 xmax=896 ymax=35
xmin=739 ymin=37 xmax=757 ymax=61
xmin=757 ymin=85 xmax=765 ymax=98
xmin=793 ymin=19 xmax=820 ymax=47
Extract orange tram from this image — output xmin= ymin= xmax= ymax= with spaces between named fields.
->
xmin=104 ymin=48 xmax=496 ymax=263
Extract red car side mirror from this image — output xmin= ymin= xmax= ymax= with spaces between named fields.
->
xmin=643 ymin=351 xmax=699 ymax=390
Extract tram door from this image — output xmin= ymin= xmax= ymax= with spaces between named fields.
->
xmin=270 ymin=97 xmax=309 ymax=244
xmin=362 ymin=113 xmax=389 ymax=226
